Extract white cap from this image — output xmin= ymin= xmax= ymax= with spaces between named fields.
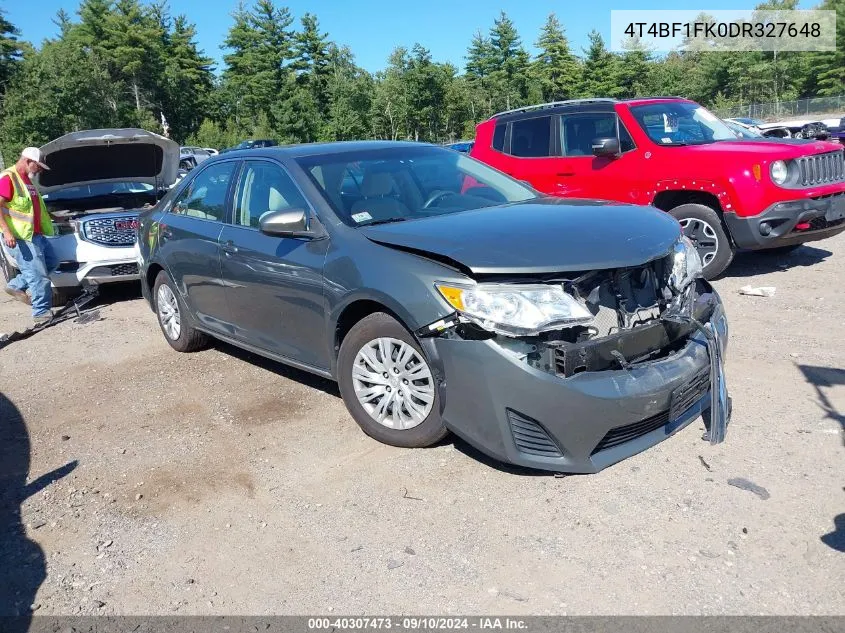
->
xmin=20 ymin=147 xmax=50 ymax=170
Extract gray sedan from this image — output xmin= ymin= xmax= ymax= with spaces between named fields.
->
xmin=137 ymin=141 xmax=730 ymax=473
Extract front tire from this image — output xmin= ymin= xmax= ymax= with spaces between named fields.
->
xmin=337 ymin=312 xmax=448 ymax=448
xmin=669 ymin=203 xmax=735 ymax=279
xmin=152 ymin=270 xmax=208 ymax=352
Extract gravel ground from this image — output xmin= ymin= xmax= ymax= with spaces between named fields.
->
xmin=0 ymin=235 xmax=843 ymax=616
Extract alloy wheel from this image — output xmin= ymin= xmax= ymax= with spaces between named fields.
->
xmin=352 ymin=337 xmax=435 ymax=430
xmin=156 ymin=284 xmax=181 ymax=340
xmin=679 ymin=217 xmax=720 ymax=267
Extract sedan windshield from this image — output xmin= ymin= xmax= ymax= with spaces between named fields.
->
xmin=296 ymin=146 xmax=538 ymax=227
xmin=630 ymin=102 xmax=737 ymax=146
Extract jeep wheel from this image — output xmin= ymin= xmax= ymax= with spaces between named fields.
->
xmin=669 ymin=203 xmax=735 ymax=279
xmin=337 ymin=312 xmax=448 ymax=448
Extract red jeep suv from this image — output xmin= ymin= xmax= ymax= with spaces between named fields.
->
xmin=470 ymin=97 xmax=845 ymax=278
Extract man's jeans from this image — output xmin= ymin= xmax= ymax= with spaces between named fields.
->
xmin=5 ymin=234 xmax=58 ymax=317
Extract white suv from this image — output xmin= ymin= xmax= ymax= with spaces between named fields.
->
xmin=0 ymin=128 xmax=179 ymax=303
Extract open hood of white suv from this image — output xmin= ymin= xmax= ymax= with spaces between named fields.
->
xmin=36 ymin=128 xmax=180 ymax=195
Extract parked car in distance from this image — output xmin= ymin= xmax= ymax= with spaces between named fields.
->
xmin=0 ymin=128 xmax=179 ymax=303
xmin=137 ymin=141 xmax=730 ymax=473
xmin=470 ymin=97 xmax=845 ymax=278
xmin=219 ymin=139 xmax=278 ymax=153
xmin=181 ymin=146 xmax=214 ymax=166
xmin=723 ymin=119 xmax=763 ymax=139
xmin=728 ymin=116 xmax=765 ymax=128
xmin=758 ymin=118 xmax=837 ymax=140
xmin=444 ymin=140 xmax=474 ymax=153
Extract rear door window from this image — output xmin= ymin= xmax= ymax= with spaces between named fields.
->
xmin=508 ymin=116 xmax=552 ymax=157
xmin=492 ymin=123 xmax=507 ymax=151
xmin=560 ymin=113 xmax=636 ymax=156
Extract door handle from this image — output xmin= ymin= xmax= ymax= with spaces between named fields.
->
xmin=221 ymin=240 xmax=238 ymax=255
xmin=557 ymin=172 xmax=576 ymax=177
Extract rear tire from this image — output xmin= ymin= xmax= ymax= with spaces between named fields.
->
xmin=337 ymin=312 xmax=448 ymax=448
xmin=669 ymin=203 xmax=735 ymax=279
xmin=152 ymin=270 xmax=208 ymax=352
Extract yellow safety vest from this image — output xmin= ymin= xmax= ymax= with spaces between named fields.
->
xmin=0 ymin=167 xmax=54 ymax=240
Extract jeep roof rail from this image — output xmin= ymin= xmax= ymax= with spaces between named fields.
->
xmin=490 ymin=98 xmax=618 ymax=119
xmin=621 ymin=95 xmax=688 ymax=101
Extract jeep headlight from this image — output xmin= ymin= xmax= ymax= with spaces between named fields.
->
xmin=770 ymin=160 xmax=788 ymax=185
xmin=669 ymin=235 xmax=703 ymax=293
xmin=435 ymin=282 xmax=593 ymax=337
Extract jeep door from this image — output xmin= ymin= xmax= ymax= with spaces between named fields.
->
xmin=554 ymin=111 xmax=643 ymax=202
xmin=489 ymin=115 xmax=565 ymax=194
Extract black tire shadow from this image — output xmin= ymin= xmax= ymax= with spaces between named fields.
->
xmin=796 ymin=366 xmax=845 ymax=554
xmin=797 ymin=364 xmax=845 ymax=443
xmin=0 ymin=393 xmax=77 ymax=626
xmin=719 ymin=244 xmax=832 ymax=279
xmin=210 ymin=340 xmax=340 ymax=398
xmin=822 ymin=513 xmax=845 ymax=553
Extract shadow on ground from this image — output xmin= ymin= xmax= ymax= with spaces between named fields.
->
xmin=212 ymin=340 xmax=340 ymax=398
xmin=797 ymin=364 xmax=845 ymax=443
xmin=0 ymin=392 xmax=77 ymax=628
xmin=722 ymin=245 xmax=832 ymax=279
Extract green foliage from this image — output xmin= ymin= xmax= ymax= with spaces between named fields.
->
xmin=531 ymin=13 xmax=580 ymax=102
xmin=0 ymin=0 xmax=842 ymax=156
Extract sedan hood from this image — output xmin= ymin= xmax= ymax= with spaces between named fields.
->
xmin=360 ymin=199 xmax=681 ymax=275
xmin=37 ymin=128 xmax=180 ymax=195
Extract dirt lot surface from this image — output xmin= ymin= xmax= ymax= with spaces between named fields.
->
xmin=1 ymin=236 xmax=844 ymax=616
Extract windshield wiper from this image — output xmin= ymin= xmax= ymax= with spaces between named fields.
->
xmin=359 ymin=217 xmax=408 ymax=227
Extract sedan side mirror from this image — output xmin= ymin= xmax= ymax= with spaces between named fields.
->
xmin=259 ymin=208 xmax=311 ymax=237
xmin=592 ymin=137 xmax=620 ymax=157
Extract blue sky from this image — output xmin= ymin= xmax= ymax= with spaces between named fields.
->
xmin=2 ymin=0 xmax=821 ymax=74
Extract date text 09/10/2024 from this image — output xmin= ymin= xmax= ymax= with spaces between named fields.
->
xmin=307 ymin=617 xmax=528 ymax=630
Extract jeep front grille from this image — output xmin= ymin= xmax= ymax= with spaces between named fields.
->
xmin=82 ymin=217 xmax=138 ymax=247
xmin=796 ymin=151 xmax=845 ymax=187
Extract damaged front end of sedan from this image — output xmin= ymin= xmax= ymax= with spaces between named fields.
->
xmin=416 ymin=236 xmax=730 ymax=457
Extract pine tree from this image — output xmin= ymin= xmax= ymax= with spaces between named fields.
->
xmin=325 ymin=44 xmax=372 ymax=141
xmin=221 ymin=0 xmax=294 ymax=132
xmin=617 ymin=36 xmax=654 ymax=98
xmin=0 ymin=9 xmax=23 ymax=97
xmin=160 ymin=15 xmax=215 ymax=140
xmin=579 ymin=30 xmax=621 ymax=98
xmin=489 ymin=11 xmax=531 ymax=110
xmin=531 ymin=13 xmax=580 ymax=102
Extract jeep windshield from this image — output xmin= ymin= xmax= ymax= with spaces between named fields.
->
xmin=630 ymin=102 xmax=737 ymax=146
xmin=297 ymin=146 xmax=538 ymax=227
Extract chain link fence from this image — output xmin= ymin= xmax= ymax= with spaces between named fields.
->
xmin=717 ymin=95 xmax=845 ymax=121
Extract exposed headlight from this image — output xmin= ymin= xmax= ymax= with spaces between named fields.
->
xmin=669 ymin=235 xmax=703 ymax=293
xmin=770 ymin=160 xmax=788 ymax=185
xmin=435 ymin=282 xmax=593 ymax=337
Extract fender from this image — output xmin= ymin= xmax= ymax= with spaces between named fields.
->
xmin=647 ymin=178 xmax=738 ymax=214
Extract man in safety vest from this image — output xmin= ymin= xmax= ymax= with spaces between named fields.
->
xmin=0 ymin=147 xmax=57 ymax=325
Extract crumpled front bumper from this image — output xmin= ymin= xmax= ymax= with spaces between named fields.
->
xmin=422 ymin=284 xmax=729 ymax=473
